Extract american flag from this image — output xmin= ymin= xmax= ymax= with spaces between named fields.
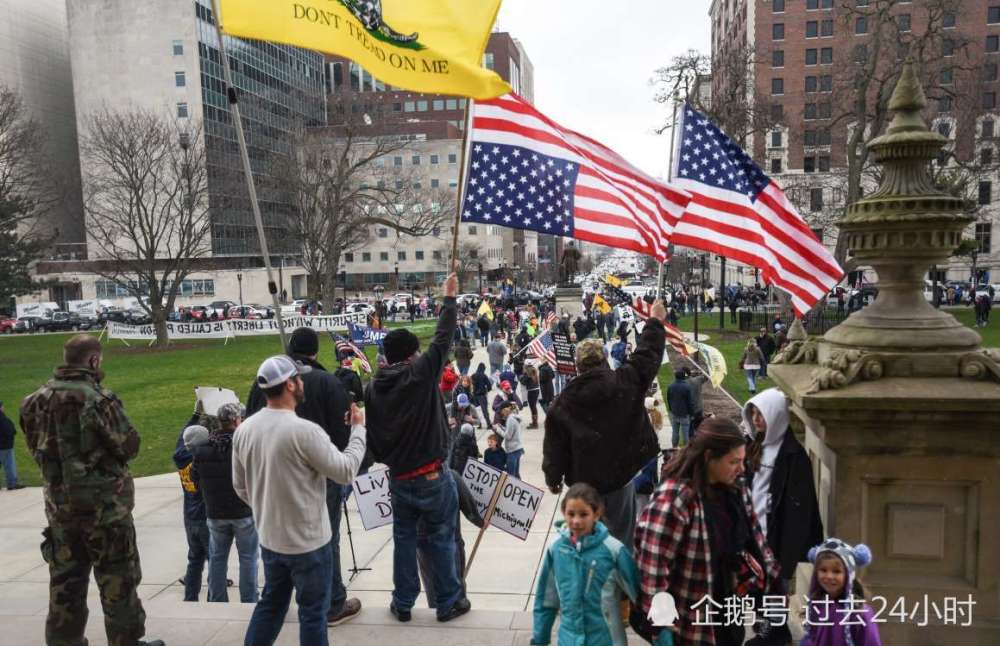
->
xmin=672 ymin=104 xmax=843 ymax=316
xmin=525 ymin=331 xmax=556 ymax=367
xmin=602 ymin=282 xmax=653 ymax=321
xmin=330 ymin=332 xmax=371 ymax=373
xmin=544 ymin=311 xmax=558 ymax=329
xmin=461 ymin=94 xmax=690 ymax=260
xmin=664 ymin=324 xmax=690 ymax=357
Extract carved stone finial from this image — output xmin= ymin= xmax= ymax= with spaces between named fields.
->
xmin=787 ymin=318 xmax=807 ymax=342
xmin=885 ymin=58 xmax=928 ymax=135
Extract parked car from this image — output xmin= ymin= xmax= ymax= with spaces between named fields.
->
xmin=227 ymin=304 xmax=270 ymax=319
xmin=343 ymin=302 xmax=374 ymax=315
xmin=14 ymin=316 xmax=43 ymax=333
xmin=208 ymin=300 xmax=238 ymax=316
xmin=0 ymin=317 xmax=17 ymax=334
xmin=34 ymin=311 xmax=92 ymax=333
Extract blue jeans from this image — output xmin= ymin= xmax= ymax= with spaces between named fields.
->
xmin=208 ymin=517 xmax=259 ymax=603
xmin=671 ymin=415 xmax=691 ymax=448
xmin=324 ymin=479 xmax=347 ymax=616
xmin=388 ymin=469 xmax=462 ymax=615
xmin=183 ymin=517 xmax=210 ymax=601
xmin=759 ymin=354 xmax=769 ymax=378
xmin=745 ymin=369 xmax=758 ymax=393
xmin=506 ymin=448 xmax=524 ymax=479
xmin=245 ymin=542 xmax=332 ymax=646
xmin=0 ymin=449 xmax=18 ymax=488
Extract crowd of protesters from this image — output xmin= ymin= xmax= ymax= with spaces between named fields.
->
xmin=10 ymin=266 xmax=885 ymax=646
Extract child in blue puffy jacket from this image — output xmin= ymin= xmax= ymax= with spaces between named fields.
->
xmin=531 ymin=483 xmax=642 ymax=646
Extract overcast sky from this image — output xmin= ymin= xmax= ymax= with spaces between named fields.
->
xmin=496 ymin=1 xmax=711 ymax=179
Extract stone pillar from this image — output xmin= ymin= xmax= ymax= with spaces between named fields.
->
xmin=770 ymin=62 xmax=1000 ymax=644
xmin=554 ymin=285 xmax=584 ymax=322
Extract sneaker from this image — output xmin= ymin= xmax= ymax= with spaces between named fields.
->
xmin=389 ymin=602 xmax=411 ymax=623
xmin=327 ymin=598 xmax=362 ymax=626
xmin=7 ymin=484 xmax=25 ymax=491
xmin=437 ymin=597 xmax=471 ymax=622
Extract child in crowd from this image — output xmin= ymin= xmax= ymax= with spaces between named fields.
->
xmin=801 ymin=538 xmax=882 ymax=646
xmin=531 ymin=483 xmax=641 ymax=646
xmin=483 ymin=433 xmax=507 ymax=472
xmin=449 ymin=423 xmax=480 ymax=474
xmin=498 ymin=402 xmax=524 ymax=478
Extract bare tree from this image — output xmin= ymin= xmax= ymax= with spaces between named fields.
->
xmin=81 ymin=108 xmax=211 ymax=344
xmin=438 ymin=240 xmax=480 ymax=292
xmin=276 ymin=100 xmax=453 ymax=307
xmin=0 ymin=84 xmax=59 ymax=304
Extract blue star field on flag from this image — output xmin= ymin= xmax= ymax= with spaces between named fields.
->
xmin=676 ymin=106 xmax=771 ymax=202
xmin=462 ymin=142 xmax=581 ymax=235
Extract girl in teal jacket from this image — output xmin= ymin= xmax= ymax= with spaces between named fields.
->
xmin=532 ymin=483 xmax=641 ymax=646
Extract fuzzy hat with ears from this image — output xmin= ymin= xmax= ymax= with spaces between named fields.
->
xmin=808 ymin=537 xmax=873 ymax=599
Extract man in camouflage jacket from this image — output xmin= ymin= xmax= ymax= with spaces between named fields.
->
xmin=19 ymin=335 xmax=163 ymax=646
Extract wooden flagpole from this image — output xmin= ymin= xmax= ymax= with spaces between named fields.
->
xmin=464 ymin=471 xmax=508 ymax=579
xmin=210 ymin=0 xmax=288 ymax=351
xmin=449 ymin=99 xmax=477 ymax=267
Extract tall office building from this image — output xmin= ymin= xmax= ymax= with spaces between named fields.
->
xmin=67 ymin=0 xmax=326 ymax=258
xmin=710 ymin=0 xmax=1000 ymax=284
xmin=0 ymin=0 xmax=84 ymax=250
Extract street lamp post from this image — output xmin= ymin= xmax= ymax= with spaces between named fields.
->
xmin=237 ymin=271 xmax=244 ymax=307
xmin=373 ymin=284 xmax=385 ymax=328
xmin=341 ymin=269 xmax=347 ymax=313
xmin=477 ymin=262 xmax=483 ymax=295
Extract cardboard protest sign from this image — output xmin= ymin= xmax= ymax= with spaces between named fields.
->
xmin=194 ymin=387 xmax=240 ymax=417
xmin=461 ymin=460 xmax=544 ymax=541
xmin=352 ymin=469 xmax=393 ymax=530
xmin=551 ymin=332 xmax=577 ymax=376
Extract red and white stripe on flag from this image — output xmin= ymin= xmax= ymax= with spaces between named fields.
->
xmin=664 ymin=324 xmax=690 ymax=357
xmin=672 ymin=104 xmax=843 ymax=316
xmin=469 ymin=94 xmax=690 ymax=262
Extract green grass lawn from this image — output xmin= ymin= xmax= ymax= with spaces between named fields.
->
xmin=655 ymin=305 xmax=998 ymax=411
xmin=0 ymin=321 xmax=438 ymax=486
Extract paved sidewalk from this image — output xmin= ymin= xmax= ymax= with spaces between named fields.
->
xmin=0 ymin=341 xmax=667 ymax=645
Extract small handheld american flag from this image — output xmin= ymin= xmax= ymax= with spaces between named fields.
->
xmin=525 ymin=331 xmax=557 ymax=367
xmin=330 ymin=332 xmax=372 ymax=373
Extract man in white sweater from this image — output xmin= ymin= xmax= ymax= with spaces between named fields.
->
xmin=233 ymin=355 xmax=367 ymax=646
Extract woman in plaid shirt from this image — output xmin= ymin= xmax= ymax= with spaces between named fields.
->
xmin=634 ymin=418 xmax=781 ymax=646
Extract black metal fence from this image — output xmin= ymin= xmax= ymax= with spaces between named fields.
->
xmin=738 ymin=308 xmax=849 ymax=335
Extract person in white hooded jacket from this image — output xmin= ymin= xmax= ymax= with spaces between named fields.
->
xmin=741 ymin=389 xmax=824 ymax=588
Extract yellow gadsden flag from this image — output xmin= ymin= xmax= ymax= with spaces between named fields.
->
xmin=477 ymin=298 xmax=494 ymax=321
xmin=217 ymin=0 xmax=511 ymax=99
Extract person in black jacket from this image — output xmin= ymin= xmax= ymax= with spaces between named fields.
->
xmin=245 ymin=327 xmax=362 ymax=625
xmin=335 ymin=358 xmax=364 ymax=403
xmin=742 ymin=389 xmax=823 ymax=589
xmin=537 ymin=361 xmax=556 ymax=413
xmin=448 ymin=423 xmax=480 ymax=473
xmin=666 ymin=369 xmax=696 ymax=448
xmin=470 ymin=363 xmax=492 ymax=424
xmin=543 ymin=300 xmax=667 ymax=549
xmin=191 ymin=404 xmax=259 ymax=603
xmin=171 ymin=412 xmax=209 ymax=601
xmin=0 ymin=401 xmax=25 ymax=490
xmin=364 ymin=271 xmax=471 ymax=623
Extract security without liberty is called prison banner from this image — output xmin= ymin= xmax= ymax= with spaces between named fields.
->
xmin=106 ymin=312 xmax=368 ymax=341
xmin=217 ymin=0 xmax=510 ymax=99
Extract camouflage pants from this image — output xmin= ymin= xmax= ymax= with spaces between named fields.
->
xmin=40 ymin=522 xmax=146 ymax=646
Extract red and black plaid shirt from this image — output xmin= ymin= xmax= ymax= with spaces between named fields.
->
xmin=634 ymin=479 xmax=780 ymax=645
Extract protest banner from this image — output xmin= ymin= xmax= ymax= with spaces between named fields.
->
xmin=352 ymin=469 xmax=393 ymax=531
xmin=348 ymin=321 xmax=388 ymax=347
xmin=461 ymin=460 xmax=545 ymax=541
xmin=106 ymin=311 xmax=368 ymax=341
xmin=551 ymin=332 xmax=577 ymax=376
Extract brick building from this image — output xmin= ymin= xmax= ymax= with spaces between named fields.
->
xmin=710 ymin=0 xmax=1000 ymax=286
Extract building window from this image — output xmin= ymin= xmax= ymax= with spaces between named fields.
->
xmin=431 ymin=179 xmax=439 ymax=188
xmin=821 ymin=48 xmax=833 ymax=64
xmin=807 ymin=0 xmax=818 ymax=9
xmin=417 ymin=100 xmax=428 ymax=111
xmin=772 ymin=78 xmax=784 ymax=95
xmin=378 ymin=228 xmax=388 ymax=238
xmin=821 ymin=75 xmax=833 ymax=92
xmin=362 ymin=252 xmax=371 ymax=262
xmin=771 ymin=158 xmax=782 ymax=173
xmin=804 ymin=156 xmax=816 ymax=172
xmin=771 ymin=103 xmax=784 ymax=122
xmin=806 ymin=76 xmax=818 ymax=92
xmin=982 ymin=147 xmax=994 ymax=165
xmin=810 ymin=188 xmax=824 ymax=212
xmin=397 ymin=251 xmax=406 ymax=261
xmin=172 ymin=40 xmax=184 ymax=56
xmin=430 ymin=154 xmax=439 ymax=165
xmin=987 ymin=92 xmax=998 ymax=110
xmin=176 ymin=102 xmax=188 ymax=118
xmin=937 ymin=121 xmax=952 ymax=138
xmin=855 ymin=44 xmax=869 ymax=64
xmin=449 ymin=179 xmax=458 ymax=187
xmin=980 ymin=181 xmax=993 ymax=205
xmin=821 ymin=19 xmax=834 ymax=36
xmin=468 ymin=225 xmax=478 ymax=235
xmin=345 ymin=253 xmax=354 ymax=263
xmin=943 ymin=39 xmax=955 ymax=57
xmin=806 ymin=49 xmax=818 ymax=65
xmin=483 ymin=52 xmax=495 ymax=70
xmin=772 ymin=50 xmax=785 ymax=67
xmin=805 ymin=130 xmax=817 ymax=146
xmin=395 ymin=180 xmax=405 ymax=189
xmin=938 ymin=96 xmax=953 ymax=113
xmin=990 ymin=6 xmax=1000 ymax=24
xmin=394 ymin=156 xmax=403 ymax=166
xmin=175 ymin=71 xmax=186 ymax=87
xmin=414 ymin=250 xmax=424 ymax=261
xmin=976 ymin=223 xmax=992 ymax=254
xmin=856 ymin=16 xmax=868 ymax=34
xmin=819 ymin=129 xmax=831 ymax=145
xmin=819 ymin=156 xmax=831 ymax=172
xmin=819 ymin=103 xmax=831 ymax=119
xmin=985 ymin=63 xmax=999 ymax=82
xmin=404 ymin=101 xmax=415 ymax=112
xmin=898 ymin=14 xmax=911 ymax=32
xmin=984 ymin=119 xmax=995 ymax=139
xmin=941 ymin=68 xmax=953 ymax=85
xmin=943 ymin=11 xmax=956 ymax=28
xmin=432 ymin=99 xmax=444 ymax=110
xmin=773 ymin=23 xmax=785 ymax=40
xmin=446 ymin=99 xmax=457 ymax=110
xmin=771 ymin=130 xmax=782 ymax=147
xmin=805 ymin=103 xmax=818 ymax=120
xmin=773 ymin=0 xmax=785 ymax=12
xmin=806 ymin=21 xmax=819 ymax=38
xmin=988 ymin=35 xmax=999 ymax=53
xmin=448 ymin=153 xmax=458 ymax=164
xmin=412 ymin=155 xmax=421 ymax=165
xmin=433 ymin=250 xmax=442 ymax=260
xmin=380 ymin=252 xmax=389 ymax=261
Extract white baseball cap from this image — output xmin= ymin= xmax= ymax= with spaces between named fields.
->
xmin=256 ymin=355 xmax=312 ymax=389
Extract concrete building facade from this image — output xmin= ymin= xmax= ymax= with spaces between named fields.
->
xmin=710 ymin=0 xmax=1000 ymax=286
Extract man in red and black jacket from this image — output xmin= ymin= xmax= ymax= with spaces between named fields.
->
xmin=364 ymin=270 xmax=471 ymax=624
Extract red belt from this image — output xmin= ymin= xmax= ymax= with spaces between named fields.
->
xmin=393 ymin=459 xmax=443 ymax=480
